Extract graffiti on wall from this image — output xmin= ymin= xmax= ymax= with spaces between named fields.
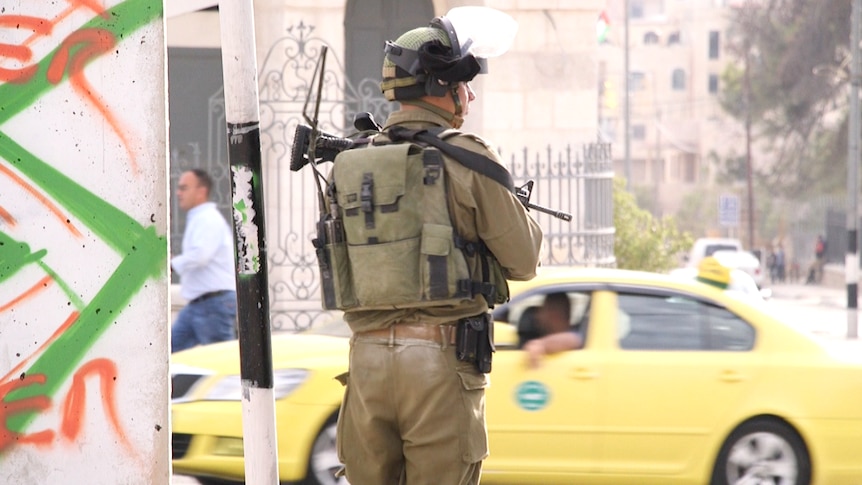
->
xmin=0 ymin=0 xmax=167 ymax=482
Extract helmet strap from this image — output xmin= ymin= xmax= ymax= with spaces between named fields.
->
xmin=450 ymin=85 xmax=464 ymax=129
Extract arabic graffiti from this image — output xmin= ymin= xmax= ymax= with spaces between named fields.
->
xmin=0 ymin=0 xmax=167 ymax=482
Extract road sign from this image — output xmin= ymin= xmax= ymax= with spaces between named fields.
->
xmin=719 ymin=194 xmax=740 ymax=227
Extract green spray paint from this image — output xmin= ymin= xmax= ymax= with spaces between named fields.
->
xmin=0 ymin=131 xmax=167 ymax=434
xmin=0 ymin=232 xmax=46 ymax=283
xmin=0 ymin=0 xmax=163 ymax=124
xmin=0 ymin=0 xmax=167 ymax=437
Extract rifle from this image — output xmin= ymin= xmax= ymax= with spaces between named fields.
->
xmin=289 ymin=50 xmax=571 ymax=222
xmin=515 ymin=181 xmax=572 ymax=221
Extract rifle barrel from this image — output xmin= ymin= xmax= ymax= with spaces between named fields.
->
xmin=525 ymin=202 xmax=572 ymax=221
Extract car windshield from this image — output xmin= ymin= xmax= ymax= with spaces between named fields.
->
xmin=705 ymin=244 xmax=741 ymax=256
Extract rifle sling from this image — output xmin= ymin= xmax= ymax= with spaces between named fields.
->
xmin=386 ymin=126 xmax=515 ymax=193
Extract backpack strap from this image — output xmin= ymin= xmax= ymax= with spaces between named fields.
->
xmin=386 ymin=126 xmax=515 ymax=192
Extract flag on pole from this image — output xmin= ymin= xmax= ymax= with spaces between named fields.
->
xmin=597 ymin=10 xmax=611 ymax=44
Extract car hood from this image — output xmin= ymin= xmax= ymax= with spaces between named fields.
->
xmin=172 ymin=333 xmax=350 ymax=375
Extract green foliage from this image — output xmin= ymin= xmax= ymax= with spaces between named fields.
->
xmin=614 ymin=178 xmax=694 ymax=272
xmin=720 ymin=0 xmax=851 ymax=198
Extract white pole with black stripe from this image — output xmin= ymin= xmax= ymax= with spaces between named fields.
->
xmin=217 ymin=0 xmax=280 ymax=482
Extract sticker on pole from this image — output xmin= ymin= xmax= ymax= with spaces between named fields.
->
xmin=515 ymin=380 xmax=550 ymax=411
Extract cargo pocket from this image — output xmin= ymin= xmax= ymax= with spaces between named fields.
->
xmin=456 ymin=368 xmax=489 ymax=463
xmin=349 ymin=237 xmax=421 ymax=305
xmin=334 ymin=371 xmax=349 ymax=463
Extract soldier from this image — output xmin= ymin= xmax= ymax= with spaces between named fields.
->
xmin=332 ymin=7 xmax=543 ymax=485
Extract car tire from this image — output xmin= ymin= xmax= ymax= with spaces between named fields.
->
xmin=711 ymin=418 xmax=811 ymax=485
xmin=302 ymin=415 xmax=349 ymax=485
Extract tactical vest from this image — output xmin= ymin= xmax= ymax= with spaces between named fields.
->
xmin=313 ymin=128 xmax=509 ymax=311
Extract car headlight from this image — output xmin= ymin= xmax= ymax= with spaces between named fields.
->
xmin=204 ymin=369 xmax=310 ymax=401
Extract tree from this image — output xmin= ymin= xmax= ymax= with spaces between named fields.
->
xmin=720 ymin=0 xmax=851 ymax=198
xmin=614 ymin=178 xmax=693 ymax=272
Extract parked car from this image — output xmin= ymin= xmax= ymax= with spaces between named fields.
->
xmin=669 ymin=265 xmax=771 ymax=302
xmin=685 ymin=237 xmax=744 ymax=269
xmin=710 ymin=249 xmax=766 ymax=288
xmin=172 ymin=268 xmax=862 ymax=485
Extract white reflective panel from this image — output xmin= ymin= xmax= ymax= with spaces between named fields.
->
xmin=445 ymin=6 xmax=518 ymax=59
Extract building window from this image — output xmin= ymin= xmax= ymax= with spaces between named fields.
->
xmin=709 ymin=31 xmax=720 ymax=59
xmin=672 ymin=69 xmax=686 ymax=90
xmin=631 ymin=0 xmax=644 ymax=19
xmin=668 ymin=31 xmax=681 ymax=45
xmin=708 ymin=74 xmax=719 ymax=93
xmin=632 ymin=124 xmax=646 ymax=140
xmin=629 ymin=71 xmax=646 ymax=91
xmin=682 ymin=154 xmax=697 ymax=183
xmin=671 ymin=153 xmax=698 ymax=183
xmin=644 ymin=32 xmax=660 ymax=45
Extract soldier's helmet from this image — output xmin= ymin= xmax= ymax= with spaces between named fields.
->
xmin=380 ymin=6 xmax=518 ymax=101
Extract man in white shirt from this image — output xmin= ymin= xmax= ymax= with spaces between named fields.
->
xmin=171 ymin=169 xmax=237 ymax=353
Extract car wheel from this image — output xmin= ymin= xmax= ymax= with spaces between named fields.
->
xmin=711 ymin=418 xmax=811 ymax=485
xmin=303 ymin=416 xmax=349 ymax=485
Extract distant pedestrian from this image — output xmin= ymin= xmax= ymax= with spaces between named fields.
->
xmin=815 ymin=235 xmax=827 ymax=262
xmin=171 ymin=169 xmax=237 ymax=353
xmin=774 ymin=243 xmax=786 ymax=283
xmin=767 ymin=248 xmax=777 ymax=284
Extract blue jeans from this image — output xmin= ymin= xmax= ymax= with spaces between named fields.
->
xmin=171 ymin=291 xmax=237 ymax=353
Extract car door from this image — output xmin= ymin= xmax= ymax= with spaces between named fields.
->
xmin=484 ymin=286 xmax=605 ymax=483
xmin=598 ymin=289 xmax=760 ymax=480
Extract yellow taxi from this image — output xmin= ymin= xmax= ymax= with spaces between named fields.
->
xmin=172 ymin=267 xmax=862 ymax=485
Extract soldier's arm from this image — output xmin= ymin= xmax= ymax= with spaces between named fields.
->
xmin=450 ymin=134 xmax=543 ymax=281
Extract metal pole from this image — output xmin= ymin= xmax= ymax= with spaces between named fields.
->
xmin=624 ymin=0 xmax=631 ymax=187
xmin=848 ymin=0 xmax=860 ymax=339
xmin=217 ymin=0 xmax=280 ymax=482
xmin=745 ymin=46 xmax=755 ymax=249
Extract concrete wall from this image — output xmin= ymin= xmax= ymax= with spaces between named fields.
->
xmin=0 ymin=1 xmax=170 ymax=483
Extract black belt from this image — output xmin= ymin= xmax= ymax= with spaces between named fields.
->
xmin=190 ymin=290 xmax=230 ymax=304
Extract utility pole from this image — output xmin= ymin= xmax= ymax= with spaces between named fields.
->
xmin=847 ymin=0 xmax=860 ymax=339
xmin=744 ymin=44 xmax=755 ymax=250
xmin=624 ymin=0 xmax=631 ymax=187
xmin=218 ymin=0 xmax=280 ymax=482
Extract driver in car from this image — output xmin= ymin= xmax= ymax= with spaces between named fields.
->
xmin=523 ymin=292 xmax=584 ymax=368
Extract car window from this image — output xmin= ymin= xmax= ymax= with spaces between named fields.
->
xmin=497 ymin=289 xmax=591 ymax=349
xmin=705 ymin=244 xmax=741 ymax=256
xmin=617 ymin=293 xmax=754 ymax=351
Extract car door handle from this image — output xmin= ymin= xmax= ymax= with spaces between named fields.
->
xmin=570 ymin=368 xmax=599 ymax=380
xmin=718 ymin=370 xmax=746 ymax=382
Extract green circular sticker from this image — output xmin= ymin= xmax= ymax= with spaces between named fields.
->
xmin=515 ymin=380 xmax=550 ymax=411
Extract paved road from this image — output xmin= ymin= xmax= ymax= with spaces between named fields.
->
xmin=768 ymin=282 xmax=862 ymax=339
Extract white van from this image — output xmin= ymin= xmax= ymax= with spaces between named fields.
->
xmin=685 ymin=237 xmax=743 ymax=269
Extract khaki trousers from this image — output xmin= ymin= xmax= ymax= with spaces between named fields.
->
xmin=336 ymin=333 xmax=488 ymax=485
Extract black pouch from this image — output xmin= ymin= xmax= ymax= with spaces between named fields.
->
xmin=313 ymin=216 xmax=356 ymax=310
xmin=456 ymin=313 xmax=494 ymax=373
